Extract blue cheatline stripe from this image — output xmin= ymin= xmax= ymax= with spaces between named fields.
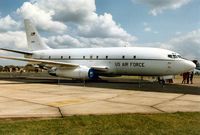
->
xmin=35 ymin=58 xmax=176 ymax=61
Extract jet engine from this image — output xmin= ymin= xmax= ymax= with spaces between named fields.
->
xmin=48 ymin=66 xmax=98 ymax=80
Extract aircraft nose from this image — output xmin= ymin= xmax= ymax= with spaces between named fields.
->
xmin=184 ymin=60 xmax=196 ymax=72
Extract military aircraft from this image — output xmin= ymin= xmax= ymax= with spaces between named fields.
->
xmin=0 ymin=20 xmax=196 ymax=81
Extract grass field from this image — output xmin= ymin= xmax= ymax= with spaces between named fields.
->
xmin=0 ymin=113 xmax=200 ymax=135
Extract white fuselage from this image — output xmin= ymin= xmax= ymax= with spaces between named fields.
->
xmin=31 ymin=47 xmax=195 ymax=77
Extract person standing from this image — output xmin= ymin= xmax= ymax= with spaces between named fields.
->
xmin=182 ymin=73 xmax=187 ymax=84
xmin=186 ymin=72 xmax=190 ymax=84
xmin=190 ymin=71 xmax=194 ymax=84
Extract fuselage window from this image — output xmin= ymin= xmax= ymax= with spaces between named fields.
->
xmin=133 ymin=56 xmax=136 ymax=59
xmin=96 ymin=56 xmax=99 ymax=59
xmin=69 ymin=56 xmax=71 ymax=59
xmin=106 ymin=56 xmax=108 ymax=59
xmin=61 ymin=56 xmax=63 ymax=59
xmin=122 ymin=56 xmax=125 ymax=59
xmin=83 ymin=56 xmax=85 ymax=59
xmin=49 ymin=56 xmax=51 ymax=59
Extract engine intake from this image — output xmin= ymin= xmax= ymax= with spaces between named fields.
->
xmin=88 ymin=68 xmax=98 ymax=79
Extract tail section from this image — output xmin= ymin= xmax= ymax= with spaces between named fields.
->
xmin=24 ymin=19 xmax=51 ymax=51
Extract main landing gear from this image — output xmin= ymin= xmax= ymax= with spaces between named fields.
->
xmin=158 ymin=77 xmax=165 ymax=87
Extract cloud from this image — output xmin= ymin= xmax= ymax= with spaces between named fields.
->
xmin=0 ymin=0 xmax=198 ymax=60
xmin=79 ymin=37 xmax=133 ymax=48
xmin=15 ymin=0 xmax=135 ymax=47
xmin=37 ymin=0 xmax=96 ymax=23
xmin=17 ymin=2 xmax=67 ymax=33
xmin=78 ymin=13 xmax=135 ymax=41
xmin=140 ymin=29 xmax=200 ymax=59
xmin=0 ymin=15 xmax=20 ymax=32
xmin=0 ymin=0 xmax=137 ymax=54
xmin=144 ymin=27 xmax=152 ymax=32
xmin=167 ymin=29 xmax=200 ymax=59
xmin=0 ymin=31 xmax=27 ymax=49
xmin=134 ymin=0 xmax=191 ymax=16
xmin=45 ymin=35 xmax=84 ymax=48
xmin=45 ymin=34 xmax=134 ymax=49
xmin=29 ymin=0 xmax=134 ymax=41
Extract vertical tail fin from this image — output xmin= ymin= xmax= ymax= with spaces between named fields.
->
xmin=24 ymin=19 xmax=51 ymax=51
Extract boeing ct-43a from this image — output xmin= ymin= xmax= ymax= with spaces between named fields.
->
xmin=0 ymin=20 xmax=196 ymax=81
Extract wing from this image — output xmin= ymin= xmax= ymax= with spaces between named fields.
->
xmin=0 ymin=48 xmax=32 ymax=55
xmin=91 ymin=66 xmax=109 ymax=71
xmin=0 ymin=56 xmax=109 ymax=71
xmin=0 ymin=56 xmax=78 ymax=68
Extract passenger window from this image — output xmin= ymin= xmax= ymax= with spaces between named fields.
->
xmin=106 ymin=56 xmax=108 ymax=59
xmin=69 ymin=56 xmax=71 ymax=59
xmin=96 ymin=56 xmax=99 ymax=59
xmin=90 ymin=56 xmax=93 ymax=59
xmin=61 ymin=56 xmax=63 ymax=59
xmin=83 ymin=56 xmax=85 ymax=59
xmin=133 ymin=56 xmax=136 ymax=59
xmin=49 ymin=56 xmax=51 ymax=59
xmin=122 ymin=56 xmax=125 ymax=59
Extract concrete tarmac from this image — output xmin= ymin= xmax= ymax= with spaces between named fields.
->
xmin=0 ymin=77 xmax=200 ymax=118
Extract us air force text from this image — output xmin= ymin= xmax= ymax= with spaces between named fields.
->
xmin=115 ymin=62 xmax=145 ymax=67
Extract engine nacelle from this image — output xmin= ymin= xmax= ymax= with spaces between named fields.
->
xmin=48 ymin=66 xmax=98 ymax=80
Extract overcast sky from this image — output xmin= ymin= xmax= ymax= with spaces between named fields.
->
xmin=0 ymin=0 xmax=200 ymax=65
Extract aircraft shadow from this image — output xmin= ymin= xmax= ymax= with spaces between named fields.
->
xmin=0 ymin=77 xmax=200 ymax=95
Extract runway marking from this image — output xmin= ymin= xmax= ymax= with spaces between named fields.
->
xmin=48 ymin=99 xmax=88 ymax=107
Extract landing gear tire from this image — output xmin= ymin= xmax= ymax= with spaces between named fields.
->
xmin=158 ymin=77 xmax=165 ymax=87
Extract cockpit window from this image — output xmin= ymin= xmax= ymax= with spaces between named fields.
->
xmin=178 ymin=55 xmax=187 ymax=60
xmin=173 ymin=55 xmax=178 ymax=58
xmin=168 ymin=55 xmax=173 ymax=58
xmin=168 ymin=54 xmax=180 ymax=59
xmin=177 ymin=55 xmax=182 ymax=58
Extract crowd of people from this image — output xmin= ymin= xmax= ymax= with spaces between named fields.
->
xmin=182 ymin=71 xmax=194 ymax=84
